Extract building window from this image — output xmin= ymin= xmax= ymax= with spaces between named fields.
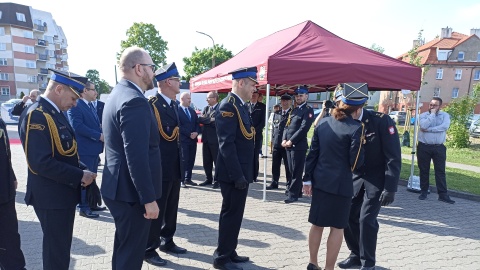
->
xmin=474 ymin=70 xmax=480 ymax=81
xmin=0 ymin=27 xmax=4 ymax=36
xmin=46 ymin=63 xmax=55 ymax=69
xmin=436 ymin=68 xmax=443 ymax=79
xmin=433 ymin=87 xmax=440 ymax=97
xmin=26 ymin=61 xmax=36 ymax=68
xmin=389 ymin=91 xmax=393 ymax=99
xmin=23 ymin=31 xmax=33 ymax=39
xmin=45 ymin=35 xmax=54 ymax=44
xmin=478 ymin=52 xmax=480 ymax=62
xmin=0 ymin=43 xmax=6 ymax=51
xmin=0 ymin=11 xmax=2 ymax=19
xmin=457 ymin=51 xmax=465 ymax=61
xmin=28 ymin=75 xmax=37 ymax=83
xmin=1 ymin=87 xmax=9 ymax=95
xmin=16 ymin=12 xmax=26 ymax=22
xmin=454 ymin=69 xmax=462 ymax=80
xmin=25 ymin=45 xmax=34 ymax=54
xmin=452 ymin=88 xmax=459 ymax=98
xmin=0 ymin=58 xmax=6 ymax=66
xmin=0 ymin=73 xmax=9 ymax=81
xmin=33 ymin=19 xmax=42 ymax=25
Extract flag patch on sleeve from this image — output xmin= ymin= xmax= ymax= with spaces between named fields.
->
xmin=388 ymin=126 xmax=395 ymax=135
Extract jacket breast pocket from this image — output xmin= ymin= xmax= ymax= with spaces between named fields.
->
xmin=59 ymin=130 xmax=74 ymax=149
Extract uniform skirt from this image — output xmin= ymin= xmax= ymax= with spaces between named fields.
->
xmin=308 ymin=188 xmax=351 ymax=229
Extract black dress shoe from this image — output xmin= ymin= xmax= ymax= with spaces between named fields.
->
xmin=144 ymin=254 xmax=167 ymax=266
xmin=79 ymin=209 xmax=99 ymax=218
xmin=212 ymin=182 xmax=220 ymax=189
xmin=231 ymin=255 xmax=249 ymax=263
xmin=185 ymin=180 xmax=198 ymax=186
xmin=160 ymin=242 xmax=187 ymax=254
xmin=266 ymin=183 xmax=278 ymax=190
xmin=337 ymin=257 xmax=361 ymax=269
xmin=213 ymin=261 xmax=243 ymax=270
xmin=360 ymin=266 xmax=375 ymax=270
xmin=418 ymin=191 xmax=427 ymax=200
xmin=307 ymin=263 xmax=321 ymax=270
xmin=181 ymin=182 xmax=187 ymax=188
xmin=438 ymin=194 xmax=455 ymax=204
xmin=199 ymin=180 xmax=213 ymax=186
xmin=90 ymin=206 xmax=107 ymax=211
xmin=284 ymin=196 xmax=298 ymax=204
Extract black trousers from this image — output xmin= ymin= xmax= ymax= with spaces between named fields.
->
xmin=253 ymin=135 xmax=263 ymax=181
xmin=0 ymin=199 xmax=25 ymax=270
xmin=417 ymin=142 xmax=448 ymax=194
xmin=146 ymin=179 xmax=181 ymax=257
xmin=203 ymin=142 xmax=218 ymax=182
xmin=103 ymin=197 xmax=151 ymax=270
xmin=214 ymin=182 xmax=249 ymax=265
xmin=181 ymin=142 xmax=197 ymax=181
xmin=286 ymin=149 xmax=307 ymax=198
xmin=271 ymin=147 xmax=291 ymax=184
xmin=34 ymin=206 xmax=76 ymax=270
xmin=343 ymin=187 xmax=382 ymax=267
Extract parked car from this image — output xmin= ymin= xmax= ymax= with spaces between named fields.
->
xmin=0 ymin=99 xmax=22 ymax=124
xmin=388 ymin=111 xmax=406 ymax=124
xmin=466 ymin=114 xmax=480 ymax=129
xmin=469 ymin=117 xmax=480 ymax=138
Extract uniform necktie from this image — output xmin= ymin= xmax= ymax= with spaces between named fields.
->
xmin=184 ymin=107 xmax=191 ymax=120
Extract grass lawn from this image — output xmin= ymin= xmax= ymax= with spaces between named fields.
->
xmin=400 ymin=160 xmax=480 ymax=195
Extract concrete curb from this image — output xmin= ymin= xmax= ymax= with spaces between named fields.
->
xmin=399 ymin=178 xmax=480 ymax=202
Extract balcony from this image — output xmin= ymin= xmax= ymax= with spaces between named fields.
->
xmin=36 ymin=39 xmax=48 ymax=47
xmin=37 ymin=53 xmax=48 ymax=61
xmin=34 ymin=24 xmax=46 ymax=32
xmin=38 ymin=68 xmax=48 ymax=75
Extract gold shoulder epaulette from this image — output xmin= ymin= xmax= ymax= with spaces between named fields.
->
xmin=306 ymin=105 xmax=312 ymax=109
xmin=148 ymin=96 xmax=157 ymax=103
xmin=227 ymin=95 xmax=235 ymax=103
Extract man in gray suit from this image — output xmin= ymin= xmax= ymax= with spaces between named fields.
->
xmin=101 ymin=46 xmax=162 ymax=270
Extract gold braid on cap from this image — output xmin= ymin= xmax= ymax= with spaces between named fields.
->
xmin=24 ymin=107 xmax=78 ymax=174
xmin=150 ymin=96 xmax=179 ymax=141
xmin=228 ymin=96 xmax=255 ymax=140
xmin=351 ymin=122 xmax=366 ymax=172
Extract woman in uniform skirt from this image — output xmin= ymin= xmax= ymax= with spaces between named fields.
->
xmin=302 ymin=85 xmax=368 ymax=270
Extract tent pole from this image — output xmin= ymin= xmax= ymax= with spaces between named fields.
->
xmin=408 ymin=88 xmax=422 ymax=191
xmin=263 ymin=84 xmax=271 ymax=202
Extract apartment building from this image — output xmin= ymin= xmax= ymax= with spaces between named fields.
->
xmin=378 ymin=27 xmax=480 ymax=114
xmin=0 ymin=2 xmax=68 ymax=102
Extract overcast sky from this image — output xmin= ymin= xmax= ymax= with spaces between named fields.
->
xmin=12 ymin=0 xmax=480 ymax=86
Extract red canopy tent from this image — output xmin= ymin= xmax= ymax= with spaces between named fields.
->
xmin=190 ymin=20 xmax=423 ymax=200
xmin=190 ymin=20 xmax=422 ymax=94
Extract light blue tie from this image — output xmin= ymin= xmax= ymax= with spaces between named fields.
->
xmin=185 ymin=107 xmax=191 ymax=120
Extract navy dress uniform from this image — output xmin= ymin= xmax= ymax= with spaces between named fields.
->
xmin=248 ymin=90 xmax=266 ymax=181
xmin=19 ymin=70 xmax=90 ymax=270
xmin=282 ymin=86 xmax=314 ymax=203
xmin=268 ymin=94 xmax=292 ymax=189
xmin=213 ymin=67 xmax=257 ymax=270
xmin=198 ymin=103 xmax=219 ymax=187
xmin=145 ymin=62 xmax=186 ymax=263
xmin=0 ymin=118 xmax=26 ymax=270
xmin=338 ymin=83 xmax=401 ymax=270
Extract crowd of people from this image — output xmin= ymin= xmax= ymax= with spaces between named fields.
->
xmin=0 ymin=45 xmax=456 ymax=270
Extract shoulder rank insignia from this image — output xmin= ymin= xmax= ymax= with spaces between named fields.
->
xmin=221 ymin=111 xmax=234 ymax=117
xmin=29 ymin=123 xmax=45 ymax=130
xmin=375 ymin=112 xmax=385 ymax=118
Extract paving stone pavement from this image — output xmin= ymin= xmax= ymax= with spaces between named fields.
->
xmin=9 ymin=142 xmax=480 ymax=270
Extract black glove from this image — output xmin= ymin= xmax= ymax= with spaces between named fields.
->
xmin=86 ymin=181 xmax=102 ymax=208
xmin=234 ymin=179 xmax=248 ymax=190
xmin=379 ymin=191 xmax=395 ymax=206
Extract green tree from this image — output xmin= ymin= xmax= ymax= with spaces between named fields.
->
xmin=182 ymin=44 xmax=233 ymax=82
xmin=443 ymin=84 xmax=480 ymax=148
xmin=117 ymin=22 xmax=168 ymax=66
xmin=370 ymin=43 xmax=385 ymax=54
xmin=86 ymin=69 xmax=111 ymax=95
xmin=19 ymin=91 xmax=25 ymax=99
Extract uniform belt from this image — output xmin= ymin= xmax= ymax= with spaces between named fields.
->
xmin=419 ymin=141 xmax=443 ymax=146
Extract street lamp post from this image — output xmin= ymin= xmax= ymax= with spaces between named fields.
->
xmin=196 ymin=31 xmax=215 ymax=68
